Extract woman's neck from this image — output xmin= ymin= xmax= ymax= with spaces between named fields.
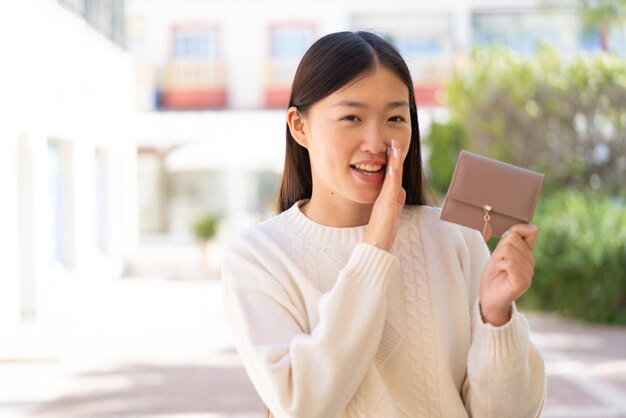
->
xmin=300 ymin=194 xmax=372 ymax=228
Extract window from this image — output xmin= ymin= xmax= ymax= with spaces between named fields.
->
xmin=351 ymin=12 xmax=453 ymax=106
xmin=270 ymin=26 xmax=314 ymax=59
xmin=265 ymin=24 xmax=314 ymax=107
xmin=395 ymin=36 xmax=444 ymax=55
xmin=95 ymin=148 xmax=109 ymax=255
xmin=161 ymin=24 xmax=226 ymax=109
xmin=173 ymin=27 xmax=218 ymax=59
xmin=472 ymin=11 xmax=579 ymax=54
xmin=59 ymin=0 xmax=124 ymax=46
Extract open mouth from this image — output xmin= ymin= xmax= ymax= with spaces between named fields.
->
xmin=350 ymin=163 xmax=386 ymax=175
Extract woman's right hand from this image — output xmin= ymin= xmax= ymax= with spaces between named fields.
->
xmin=363 ymin=139 xmax=406 ymax=252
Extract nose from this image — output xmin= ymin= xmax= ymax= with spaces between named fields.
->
xmin=360 ymin=123 xmax=388 ymax=155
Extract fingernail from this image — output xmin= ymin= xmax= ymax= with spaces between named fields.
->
xmin=389 ymin=165 xmax=394 ymax=177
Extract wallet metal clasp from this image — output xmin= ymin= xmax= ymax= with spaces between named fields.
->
xmin=482 ymin=205 xmax=493 ymax=241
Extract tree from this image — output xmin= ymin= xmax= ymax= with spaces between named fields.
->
xmin=432 ymin=44 xmax=626 ymax=194
xmin=580 ymin=0 xmax=626 ymax=51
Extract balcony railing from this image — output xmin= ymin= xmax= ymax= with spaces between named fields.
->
xmin=159 ymin=59 xmax=227 ymax=109
xmin=264 ymin=58 xmax=300 ymax=108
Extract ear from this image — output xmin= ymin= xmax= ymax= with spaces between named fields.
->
xmin=287 ymin=106 xmax=309 ymax=149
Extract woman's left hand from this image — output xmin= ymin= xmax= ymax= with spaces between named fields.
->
xmin=479 ymin=224 xmax=539 ymax=326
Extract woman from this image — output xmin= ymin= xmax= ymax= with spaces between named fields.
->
xmin=221 ymin=31 xmax=545 ymax=418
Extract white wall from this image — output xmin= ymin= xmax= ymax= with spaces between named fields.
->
xmin=0 ymin=0 xmax=137 ymax=331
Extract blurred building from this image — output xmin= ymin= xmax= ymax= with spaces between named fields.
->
xmin=0 ymin=0 xmax=136 ymax=332
xmin=126 ymin=0 xmax=619 ymax=239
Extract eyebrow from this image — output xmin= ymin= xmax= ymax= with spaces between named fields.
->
xmin=333 ymin=100 xmax=410 ymax=109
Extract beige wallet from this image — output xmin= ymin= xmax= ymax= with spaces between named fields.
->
xmin=440 ymin=150 xmax=544 ymax=241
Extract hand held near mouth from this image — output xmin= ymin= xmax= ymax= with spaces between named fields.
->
xmin=363 ymin=139 xmax=406 ymax=252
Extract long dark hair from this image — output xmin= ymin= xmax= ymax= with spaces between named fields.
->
xmin=277 ymin=31 xmax=431 ymax=212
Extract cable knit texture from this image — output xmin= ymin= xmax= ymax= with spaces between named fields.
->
xmin=221 ymin=201 xmax=546 ymax=418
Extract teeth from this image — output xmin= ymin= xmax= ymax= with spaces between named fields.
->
xmin=354 ymin=163 xmax=383 ymax=172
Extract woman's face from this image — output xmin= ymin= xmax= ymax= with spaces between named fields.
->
xmin=292 ymin=64 xmax=412 ymax=208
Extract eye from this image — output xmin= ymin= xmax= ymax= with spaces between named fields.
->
xmin=389 ymin=116 xmax=406 ymax=123
xmin=341 ymin=115 xmax=361 ymax=122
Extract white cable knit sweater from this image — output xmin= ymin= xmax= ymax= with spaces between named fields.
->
xmin=221 ymin=200 xmax=546 ymax=418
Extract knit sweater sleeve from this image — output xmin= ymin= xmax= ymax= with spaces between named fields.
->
xmin=460 ymin=228 xmax=546 ymax=418
xmin=222 ymin=236 xmax=398 ymax=418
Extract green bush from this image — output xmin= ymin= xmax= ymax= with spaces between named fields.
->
xmin=518 ymin=189 xmax=626 ymax=324
xmin=445 ymin=45 xmax=626 ymax=194
xmin=424 ymin=119 xmax=468 ymax=197
xmin=193 ymin=213 xmax=220 ymax=242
